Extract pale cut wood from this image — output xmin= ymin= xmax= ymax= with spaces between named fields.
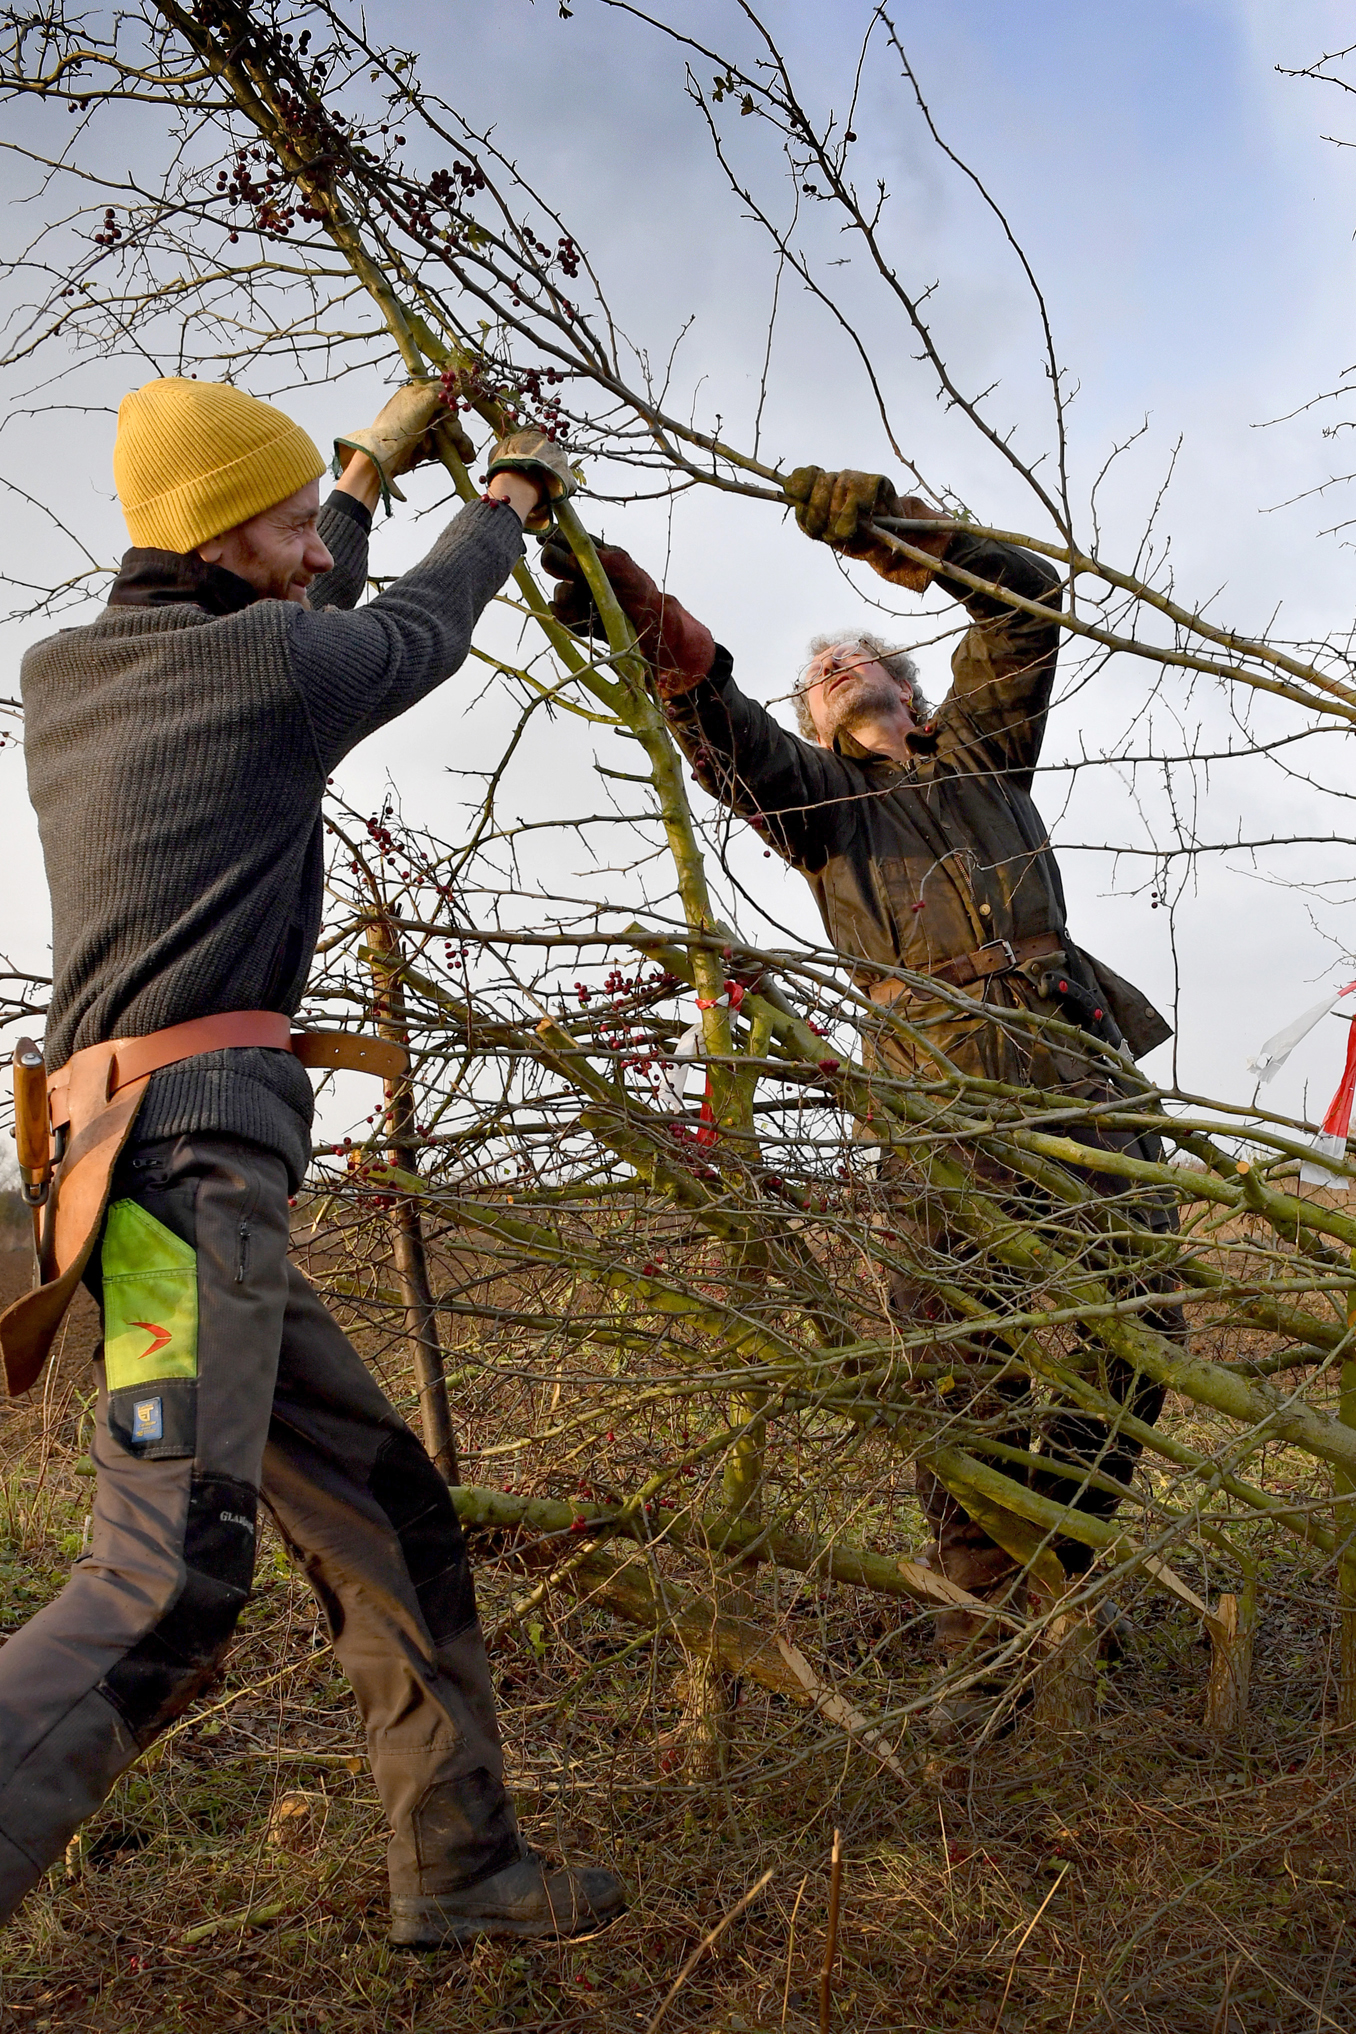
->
xmin=1204 ymin=1592 xmax=1253 ymax=1732
xmin=773 ymin=1637 xmax=909 ymax=1781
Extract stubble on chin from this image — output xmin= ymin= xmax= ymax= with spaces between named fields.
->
xmin=822 ymin=674 xmax=900 ymax=742
xmin=236 ymin=527 xmax=310 ymax=606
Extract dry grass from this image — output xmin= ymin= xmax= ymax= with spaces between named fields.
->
xmin=1 ymin=1241 xmax=1354 ymax=2034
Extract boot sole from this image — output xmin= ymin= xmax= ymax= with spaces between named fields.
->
xmin=390 ymin=1902 xmax=627 ymax=1949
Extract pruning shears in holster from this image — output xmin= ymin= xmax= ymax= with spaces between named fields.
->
xmin=12 ymin=1039 xmax=54 ymax=1265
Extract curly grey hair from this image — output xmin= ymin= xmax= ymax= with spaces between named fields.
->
xmin=795 ymin=630 xmax=928 ymax=740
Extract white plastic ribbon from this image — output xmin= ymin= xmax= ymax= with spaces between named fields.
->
xmin=654 ymin=1018 xmax=703 ymax=1113
xmin=1300 ymin=1131 xmax=1350 ymax=1190
xmin=1247 ymin=981 xmax=1356 ymax=1084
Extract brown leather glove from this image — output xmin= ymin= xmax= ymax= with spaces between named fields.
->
xmin=784 ymin=466 xmax=951 ymax=591
xmin=538 ymin=536 xmax=716 ymax=695
xmin=334 ymin=381 xmax=474 ymax=511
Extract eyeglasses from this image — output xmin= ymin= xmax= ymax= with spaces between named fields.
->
xmin=798 ymin=644 xmax=872 ymax=691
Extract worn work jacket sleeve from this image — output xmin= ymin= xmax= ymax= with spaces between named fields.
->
xmin=928 ymin=532 xmax=1064 ymax=791
xmin=285 ymin=497 xmax=524 ymax=772
xmin=663 ymin=646 xmax=867 ymax=872
xmin=307 ymin=491 xmax=373 ymax=611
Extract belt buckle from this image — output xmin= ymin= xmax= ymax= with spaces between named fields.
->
xmin=980 ymin=939 xmax=1017 ymax=973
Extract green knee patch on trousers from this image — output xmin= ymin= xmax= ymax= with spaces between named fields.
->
xmin=101 ymin=1200 xmax=198 ymax=1458
xmin=102 ymin=1200 xmax=198 ymax=1390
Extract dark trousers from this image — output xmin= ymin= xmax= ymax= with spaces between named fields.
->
xmin=897 ymin=1119 xmax=1180 ymax=1605
xmin=0 ymin=1132 xmax=517 ymax=1920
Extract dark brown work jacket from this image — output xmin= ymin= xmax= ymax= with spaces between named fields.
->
xmin=664 ymin=530 xmax=1169 ymax=1093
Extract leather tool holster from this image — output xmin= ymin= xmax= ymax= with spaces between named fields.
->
xmin=1 ymin=1012 xmax=407 ymax=1398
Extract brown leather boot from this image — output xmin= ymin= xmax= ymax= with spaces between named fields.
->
xmin=922 ymin=1537 xmax=1025 ymax=1740
xmin=389 ymin=1846 xmax=627 ymax=1947
xmin=934 ymin=1601 xmax=1007 ymax=1658
xmin=924 ymin=1533 xmax=1022 ymax=1654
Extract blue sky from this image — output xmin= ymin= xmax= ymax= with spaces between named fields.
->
xmin=4 ymin=0 xmax=1356 ymax=1133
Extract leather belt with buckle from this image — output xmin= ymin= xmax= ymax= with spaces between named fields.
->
xmin=870 ymin=931 xmax=1066 ymax=1003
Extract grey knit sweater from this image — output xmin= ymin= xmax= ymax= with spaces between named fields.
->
xmin=22 ymin=491 xmax=524 ymax=1186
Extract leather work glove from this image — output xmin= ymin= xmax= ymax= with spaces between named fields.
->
xmin=485 ymin=429 xmax=576 ymax=533
xmin=538 ymin=536 xmax=717 ymax=696
xmin=334 ymin=380 xmax=474 ymax=512
xmin=783 ymin=465 xmax=952 ymax=591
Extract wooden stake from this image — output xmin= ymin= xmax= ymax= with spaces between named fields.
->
xmin=819 ymin=1829 xmax=843 ymax=2034
xmin=365 ymin=915 xmax=457 ymax=1481
xmin=1338 ymin=1251 xmax=1356 ymax=1725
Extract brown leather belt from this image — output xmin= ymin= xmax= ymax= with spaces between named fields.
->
xmin=2 ymin=1011 xmax=409 ymax=1400
xmin=870 ymin=931 xmax=1065 ymax=1005
xmin=47 ymin=1010 xmax=407 ymax=1129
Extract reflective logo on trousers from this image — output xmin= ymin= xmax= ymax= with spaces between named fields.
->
xmin=131 ymin=1396 xmax=163 ymax=1443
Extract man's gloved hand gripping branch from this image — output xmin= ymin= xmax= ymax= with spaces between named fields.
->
xmin=538 ymin=533 xmax=717 ymax=694
xmin=333 ymin=377 xmax=473 ymax=512
xmin=485 ymin=426 xmax=576 ymax=532
xmin=783 ymin=464 xmax=953 ymax=591
xmin=0 ymin=373 xmax=622 ymax=1950
xmin=535 ymin=466 xmax=950 ymax=711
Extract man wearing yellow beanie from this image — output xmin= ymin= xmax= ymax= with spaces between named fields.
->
xmin=0 ymin=378 xmax=624 ymax=1947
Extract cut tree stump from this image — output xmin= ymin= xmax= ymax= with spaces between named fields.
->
xmin=1032 ymin=1587 xmax=1098 ymax=1731
xmin=1204 ymin=1592 xmax=1253 ymax=1732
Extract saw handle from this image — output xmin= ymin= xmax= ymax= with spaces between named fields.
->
xmin=12 ymin=1040 xmax=51 ymax=1205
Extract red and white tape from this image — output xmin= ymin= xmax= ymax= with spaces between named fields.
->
xmin=1248 ymin=980 xmax=1356 ymax=1187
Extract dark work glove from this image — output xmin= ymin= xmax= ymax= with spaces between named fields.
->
xmin=538 ymin=535 xmax=717 ymax=696
xmin=783 ymin=466 xmax=951 ymax=591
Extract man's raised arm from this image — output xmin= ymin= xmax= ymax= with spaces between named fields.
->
xmin=539 ymin=538 xmax=864 ymax=872
xmin=786 ymin=465 xmax=1064 ymax=783
xmin=290 ymin=425 xmax=573 ymax=769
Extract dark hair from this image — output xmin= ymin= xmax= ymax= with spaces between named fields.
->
xmin=796 ymin=631 xmax=928 ymax=740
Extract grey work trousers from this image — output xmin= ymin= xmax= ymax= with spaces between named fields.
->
xmin=0 ymin=1131 xmax=518 ymax=1921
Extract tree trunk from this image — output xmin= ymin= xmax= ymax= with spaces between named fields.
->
xmin=366 ymin=916 xmax=458 ymax=1482
xmin=1032 ymin=1584 xmax=1098 ymax=1732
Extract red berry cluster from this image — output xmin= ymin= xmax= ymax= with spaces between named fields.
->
xmin=365 ymin=810 xmax=397 ymax=858
xmin=517 ymin=228 xmax=581 ymax=283
xmin=567 ymin=967 xmax=679 ymax=1079
xmin=439 ymin=357 xmax=569 ymax=442
xmin=429 ymin=163 xmax=488 ymax=202
xmin=212 ymin=146 xmax=326 ymax=242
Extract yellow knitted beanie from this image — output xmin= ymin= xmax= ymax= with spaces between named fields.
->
xmin=113 ymin=378 xmax=327 ymax=552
